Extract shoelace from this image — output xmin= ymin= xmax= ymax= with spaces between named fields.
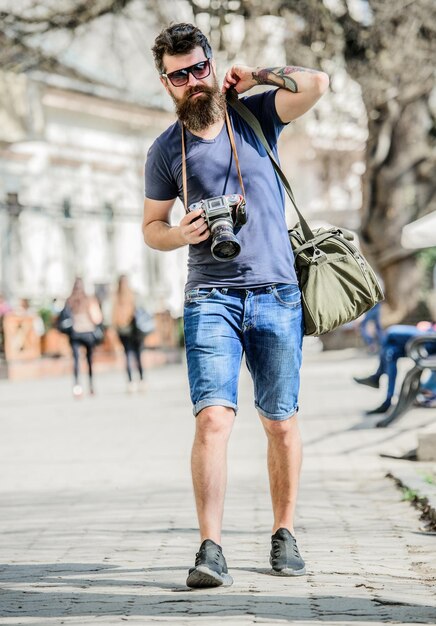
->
xmin=272 ymin=539 xmax=300 ymax=558
xmin=195 ymin=546 xmax=222 ymax=566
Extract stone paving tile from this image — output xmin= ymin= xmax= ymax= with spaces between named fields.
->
xmin=0 ymin=353 xmax=435 ymax=625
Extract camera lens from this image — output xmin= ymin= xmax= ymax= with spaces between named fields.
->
xmin=213 ymin=239 xmax=240 ymax=260
xmin=210 ymin=221 xmax=241 ymax=261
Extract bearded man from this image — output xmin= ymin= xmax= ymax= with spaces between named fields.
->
xmin=143 ymin=22 xmax=329 ymax=588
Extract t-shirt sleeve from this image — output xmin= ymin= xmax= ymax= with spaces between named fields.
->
xmin=144 ymin=138 xmax=178 ymax=200
xmin=240 ymin=90 xmax=287 ymax=149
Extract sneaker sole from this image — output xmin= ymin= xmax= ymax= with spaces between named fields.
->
xmin=186 ymin=565 xmax=233 ymax=589
xmin=270 ymin=566 xmax=306 ymax=577
xmin=353 ymin=378 xmax=379 ymax=389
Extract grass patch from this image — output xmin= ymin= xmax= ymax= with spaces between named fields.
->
xmin=387 ymin=473 xmax=436 ymax=532
xmin=420 ymin=471 xmax=436 ymax=486
xmin=401 ymin=487 xmax=419 ymax=502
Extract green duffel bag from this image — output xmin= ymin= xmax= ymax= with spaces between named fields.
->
xmin=227 ymin=90 xmax=384 ymax=337
xmin=289 ymin=225 xmax=384 ymax=336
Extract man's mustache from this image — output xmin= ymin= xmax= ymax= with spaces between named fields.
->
xmin=184 ymin=86 xmax=214 ymax=99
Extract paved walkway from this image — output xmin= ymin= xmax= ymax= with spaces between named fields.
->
xmin=0 ymin=347 xmax=435 ymax=625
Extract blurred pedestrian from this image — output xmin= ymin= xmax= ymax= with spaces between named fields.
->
xmin=66 ymin=278 xmax=103 ymax=398
xmin=359 ymin=302 xmax=384 ymax=353
xmin=353 ymin=321 xmax=436 ymax=414
xmin=112 ymin=275 xmax=145 ymax=393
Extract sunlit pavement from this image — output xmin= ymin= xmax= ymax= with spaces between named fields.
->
xmin=1 ymin=346 xmax=435 ymax=625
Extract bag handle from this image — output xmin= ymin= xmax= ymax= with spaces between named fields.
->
xmin=226 ymin=89 xmax=314 ymax=242
xmin=181 ymin=110 xmax=245 ymax=212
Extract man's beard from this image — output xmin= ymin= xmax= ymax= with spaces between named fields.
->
xmin=171 ymin=78 xmax=226 ymax=132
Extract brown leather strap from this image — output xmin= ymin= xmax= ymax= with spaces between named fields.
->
xmin=225 ymin=108 xmax=245 ymax=198
xmin=181 ymin=124 xmax=188 ymax=211
xmin=181 ymin=109 xmax=245 ymax=213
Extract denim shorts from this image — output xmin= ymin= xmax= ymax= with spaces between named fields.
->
xmin=183 ymin=283 xmax=304 ymax=421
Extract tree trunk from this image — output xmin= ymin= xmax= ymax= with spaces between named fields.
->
xmin=360 ymin=89 xmax=435 ymax=323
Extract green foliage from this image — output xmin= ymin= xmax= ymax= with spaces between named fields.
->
xmin=420 ymin=472 xmax=436 ymax=486
xmin=416 ymin=247 xmax=436 ymax=291
xmin=38 ymin=307 xmax=55 ymax=332
xmin=401 ymin=487 xmax=419 ymax=502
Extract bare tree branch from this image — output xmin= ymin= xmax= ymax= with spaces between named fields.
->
xmin=0 ymin=0 xmax=136 ymax=35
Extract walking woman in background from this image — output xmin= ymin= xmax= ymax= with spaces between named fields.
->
xmin=67 ymin=278 xmax=103 ymax=398
xmin=112 ymin=275 xmax=145 ymax=392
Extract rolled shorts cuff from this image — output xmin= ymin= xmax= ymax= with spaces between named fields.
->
xmin=193 ymin=398 xmax=238 ymax=417
xmin=255 ymin=403 xmax=299 ymax=421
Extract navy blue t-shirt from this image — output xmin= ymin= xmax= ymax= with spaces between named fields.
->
xmin=144 ymin=89 xmax=298 ymax=290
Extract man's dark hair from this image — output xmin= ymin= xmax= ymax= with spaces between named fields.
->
xmin=152 ymin=23 xmax=212 ymax=74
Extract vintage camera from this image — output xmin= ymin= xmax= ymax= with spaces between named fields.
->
xmin=188 ymin=194 xmax=247 ymax=261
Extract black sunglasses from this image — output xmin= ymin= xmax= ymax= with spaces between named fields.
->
xmin=161 ymin=59 xmax=211 ymax=87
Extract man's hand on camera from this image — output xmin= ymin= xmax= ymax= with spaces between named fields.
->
xmin=179 ymin=208 xmax=210 ymax=245
xmin=222 ymin=65 xmax=256 ymax=94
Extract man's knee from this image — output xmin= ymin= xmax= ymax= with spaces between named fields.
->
xmin=195 ymin=406 xmax=235 ymax=440
xmin=261 ymin=414 xmax=299 ymax=439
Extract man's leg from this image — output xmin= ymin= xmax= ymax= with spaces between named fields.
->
xmin=183 ymin=287 xmax=243 ymax=588
xmin=191 ymin=405 xmax=235 ymax=545
xmin=187 ymin=405 xmax=236 ymax=587
xmin=243 ymin=284 xmax=305 ymax=576
xmin=260 ymin=414 xmax=302 ymax=535
xmin=243 ymin=284 xmax=304 ymax=534
xmin=260 ymin=412 xmax=306 ymax=576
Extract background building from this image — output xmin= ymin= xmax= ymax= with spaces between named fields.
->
xmin=0 ymin=63 xmax=189 ymax=316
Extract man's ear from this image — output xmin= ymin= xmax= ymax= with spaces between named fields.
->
xmin=160 ymin=76 xmax=170 ymax=94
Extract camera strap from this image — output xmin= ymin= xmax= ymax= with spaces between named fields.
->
xmin=181 ymin=109 xmax=246 ymax=212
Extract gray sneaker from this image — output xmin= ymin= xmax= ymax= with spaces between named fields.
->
xmin=270 ymin=528 xmax=306 ymax=576
xmin=186 ymin=539 xmax=233 ymax=588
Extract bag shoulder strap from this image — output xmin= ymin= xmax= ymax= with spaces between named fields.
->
xmin=226 ymin=89 xmax=314 ymax=242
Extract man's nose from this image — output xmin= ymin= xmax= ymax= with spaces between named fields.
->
xmin=187 ymin=71 xmax=198 ymax=87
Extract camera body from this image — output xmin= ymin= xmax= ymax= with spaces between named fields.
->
xmin=188 ymin=194 xmax=247 ymax=262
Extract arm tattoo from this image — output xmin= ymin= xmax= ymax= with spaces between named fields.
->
xmin=252 ymin=66 xmax=319 ymax=93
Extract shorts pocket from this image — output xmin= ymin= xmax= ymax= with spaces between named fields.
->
xmin=184 ymin=287 xmax=217 ymax=305
xmin=272 ymin=284 xmax=301 ymax=308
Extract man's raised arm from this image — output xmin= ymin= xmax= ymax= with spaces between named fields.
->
xmin=222 ymin=64 xmax=329 ymax=123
